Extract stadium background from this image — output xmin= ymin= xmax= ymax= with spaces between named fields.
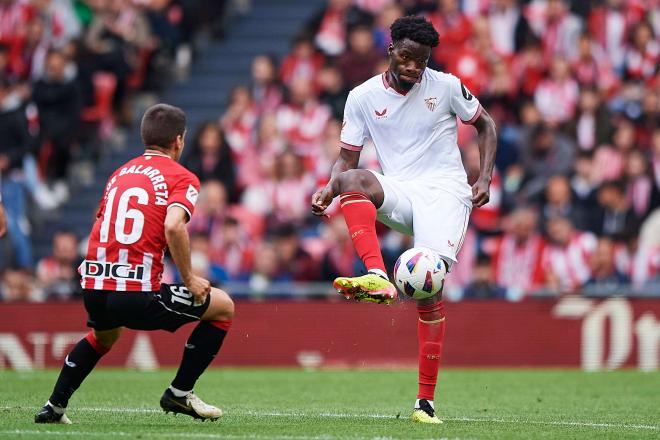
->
xmin=0 ymin=0 xmax=659 ymax=371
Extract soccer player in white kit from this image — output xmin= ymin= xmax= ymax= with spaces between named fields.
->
xmin=312 ymin=16 xmax=497 ymax=424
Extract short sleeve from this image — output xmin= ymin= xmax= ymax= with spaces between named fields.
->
xmin=168 ymin=172 xmax=200 ymax=221
xmin=449 ymin=75 xmax=482 ymax=124
xmin=340 ymin=91 xmax=368 ymax=151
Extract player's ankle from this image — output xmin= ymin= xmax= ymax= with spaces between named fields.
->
xmin=368 ymin=268 xmax=388 ymax=280
xmin=169 ymin=386 xmax=191 ymax=398
xmin=46 ymin=401 xmax=65 ymax=415
xmin=415 ymin=399 xmax=434 ymax=409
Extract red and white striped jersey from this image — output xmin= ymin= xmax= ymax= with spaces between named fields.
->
xmin=541 ymin=232 xmax=597 ymax=292
xmin=79 ymin=152 xmax=200 ymax=292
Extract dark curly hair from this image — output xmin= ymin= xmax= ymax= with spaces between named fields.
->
xmin=390 ymin=16 xmax=439 ymax=48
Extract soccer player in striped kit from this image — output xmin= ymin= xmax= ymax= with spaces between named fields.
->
xmin=35 ymin=104 xmax=235 ymax=423
xmin=312 ymin=16 xmax=497 ymax=423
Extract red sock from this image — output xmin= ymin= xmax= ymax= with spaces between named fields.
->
xmin=417 ymin=301 xmax=446 ymax=401
xmin=339 ymin=192 xmax=386 ymax=274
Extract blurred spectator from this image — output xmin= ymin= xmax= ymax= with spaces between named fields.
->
xmin=623 ymin=20 xmax=659 ymax=82
xmin=306 ymin=0 xmax=370 ymax=57
xmin=492 ymin=207 xmax=546 ymax=297
xmin=280 ymin=35 xmax=324 ymax=87
xmin=520 ymin=124 xmax=575 ymax=201
xmin=182 ymin=122 xmax=236 ymax=196
xmin=251 ymin=54 xmax=283 ymax=115
xmin=541 ymin=215 xmax=597 ymax=294
xmin=188 ymin=180 xmax=229 ymax=238
xmin=571 ymin=33 xmax=618 ymax=93
xmin=319 ymin=215 xmax=355 ymax=281
xmin=32 ymin=48 xmax=82 ymax=197
xmin=569 ymin=87 xmax=612 ymax=151
xmin=83 ymin=0 xmax=151 ymax=112
xmin=36 ymin=230 xmax=81 ymax=300
xmin=273 ymin=223 xmax=319 ymax=282
xmin=527 ymin=0 xmax=582 ymax=62
xmin=534 ymin=57 xmax=579 ymax=125
xmin=583 ymin=236 xmax=631 ymax=295
xmin=511 ymin=39 xmax=545 ymax=98
xmin=0 ymin=267 xmax=40 ymax=302
xmin=570 ymin=151 xmax=599 ymax=209
xmin=209 ymin=217 xmax=254 ymax=282
xmin=487 ymin=0 xmax=532 ymax=57
xmin=242 ymin=150 xmax=316 ymax=226
xmin=595 ymin=180 xmax=641 ymax=238
xmin=463 ymin=254 xmax=507 ymax=300
xmin=541 ymin=175 xmax=590 ymax=231
xmin=0 ymin=77 xmax=32 ymax=269
xmin=624 ymin=149 xmax=659 ymax=219
xmin=244 ymin=240 xmax=289 ymax=298
xmin=276 ymin=78 xmax=331 ymax=157
xmin=239 ymin=113 xmax=285 ymax=188
xmin=338 ymin=24 xmax=382 ymax=88
xmin=317 ymin=63 xmax=349 ymax=120
xmin=221 ymin=85 xmax=258 ymax=158
xmin=588 ymin=0 xmax=644 ymax=72
xmin=426 ymin=0 xmax=472 ymax=69
xmin=373 ymin=3 xmax=403 ymax=52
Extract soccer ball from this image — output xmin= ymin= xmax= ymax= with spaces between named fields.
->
xmin=394 ymin=247 xmax=446 ymax=299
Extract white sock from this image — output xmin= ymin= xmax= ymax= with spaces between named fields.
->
xmin=368 ymin=268 xmax=388 ymax=280
xmin=46 ymin=400 xmax=65 ymax=415
xmin=415 ymin=399 xmax=434 ymax=410
xmin=169 ymin=386 xmax=191 ymax=398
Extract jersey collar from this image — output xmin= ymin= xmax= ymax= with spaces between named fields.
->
xmin=382 ymin=70 xmax=424 ymax=96
xmin=143 ymin=150 xmax=172 ymax=159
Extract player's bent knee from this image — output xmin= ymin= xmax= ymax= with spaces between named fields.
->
xmin=90 ymin=328 xmax=122 ymax=353
xmin=202 ymin=288 xmax=234 ymax=321
xmin=337 ymin=169 xmax=372 ymax=194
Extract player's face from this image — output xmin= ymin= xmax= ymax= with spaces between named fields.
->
xmin=387 ymin=39 xmax=431 ymax=91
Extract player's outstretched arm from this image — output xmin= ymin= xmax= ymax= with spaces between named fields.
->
xmin=164 ymin=206 xmax=211 ymax=302
xmin=312 ymin=147 xmax=361 ymax=216
xmin=471 ymin=108 xmax=497 ymax=208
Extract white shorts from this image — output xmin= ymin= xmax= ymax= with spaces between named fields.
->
xmin=370 ymin=171 xmax=472 ymax=267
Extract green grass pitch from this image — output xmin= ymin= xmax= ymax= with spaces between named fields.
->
xmin=1 ymin=368 xmax=659 ymax=439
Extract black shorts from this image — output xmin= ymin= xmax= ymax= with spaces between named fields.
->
xmin=83 ymin=283 xmax=211 ymax=332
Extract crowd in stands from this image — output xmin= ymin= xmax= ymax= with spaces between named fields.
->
xmin=0 ymin=0 xmax=232 ymax=299
xmin=1 ymin=0 xmax=659 ymax=301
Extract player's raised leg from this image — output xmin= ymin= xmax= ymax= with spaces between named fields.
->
xmin=35 ymin=328 xmax=122 ymax=424
xmin=331 ymin=169 xmax=397 ymax=304
xmin=160 ymin=287 xmax=234 ymax=421
xmin=411 ymin=294 xmax=445 ymax=424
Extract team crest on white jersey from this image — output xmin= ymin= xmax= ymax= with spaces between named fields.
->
xmin=424 ymin=97 xmax=438 ymax=112
xmin=186 ymin=184 xmax=198 ymax=205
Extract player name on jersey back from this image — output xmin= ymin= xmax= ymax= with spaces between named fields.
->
xmin=79 ymin=152 xmax=200 ymax=292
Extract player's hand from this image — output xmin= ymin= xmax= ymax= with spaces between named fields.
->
xmin=471 ymin=177 xmax=491 ymax=208
xmin=311 ymin=185 xmax=334 ymax=217
xmin=185 ymin=275 xmax=211 ymax=303
xmin=0 ymin=203 xmax=6 ymax=237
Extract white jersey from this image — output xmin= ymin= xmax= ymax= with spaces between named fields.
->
xmin=340 ymin=69 xmax=481 ymax=204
